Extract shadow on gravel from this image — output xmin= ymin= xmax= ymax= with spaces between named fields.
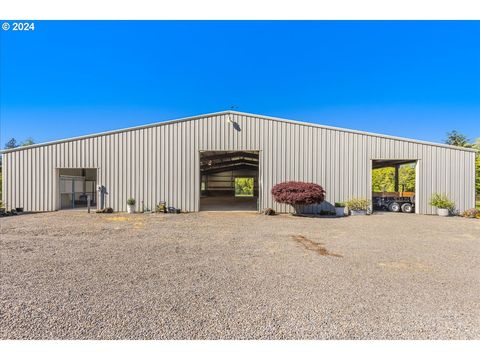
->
xmin=292 ymin=235 xmax=343 ymax=257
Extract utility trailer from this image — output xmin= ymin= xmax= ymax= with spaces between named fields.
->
xmin=372 ymin=192 xmax=415 ymax=213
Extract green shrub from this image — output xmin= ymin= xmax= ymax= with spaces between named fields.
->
xmin=345 ymin=198 xmax=370 ymax=211
xmin=429 ymin=193 xmax=455 ymax=210
xmin=334 ymin=202 xmax=346 ymax=207
xmin=127 ymin=198 xmax=136 ymax=206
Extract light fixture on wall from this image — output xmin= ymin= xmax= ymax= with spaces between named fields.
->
xmin=227 ymin=106 xmax=241 ymax=131
xmin=227 ymin=105 xmax=238 ymax=124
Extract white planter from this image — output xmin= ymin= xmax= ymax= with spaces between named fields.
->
xmin=292 ymin=205 xmax=305 ymax=215
xmin=351 ymin=210 xmax=367 ymax=216
xmin=335 ymin=207 xmax=345 ymax=217
xmin=437 ymin=208 xmax=450 ymax=217
xmin=127 ymin=204 xmax=135 ymax=214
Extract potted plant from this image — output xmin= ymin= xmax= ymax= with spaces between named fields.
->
xmin=429 ymin=193 xmax=455 ymax=217
xmin=271 ymin=181 xmax=326 ymax=215
xmin=461 ymin=208 xmax=480 ymax=219
xmin=127 ymin=198 xmax=136 ymax=214
xmin=345 ymin=198 xmax=370 ymax=216
xmin=334 ymin=202 xmax=346 ymax=217
xmin=156 ymin=202 xmax=167 ymax=213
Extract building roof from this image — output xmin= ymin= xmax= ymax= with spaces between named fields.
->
xmin=1 ymin=110 xmax=476 ymax=153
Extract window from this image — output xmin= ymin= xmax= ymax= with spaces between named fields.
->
xmin=234 ymin=177 xmax=254 ymax=197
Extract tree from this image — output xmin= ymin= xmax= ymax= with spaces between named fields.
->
xmin=271 ymin=181 xmax=325 ymax=213
xmin=235 ymin=178 xmax=254 ymax=196
xmin=372 ymin=168 xmax=395 ymax=192
xmin=399 ymin=165 xmax=416 ymax=192
xmin=372 ymin=165 xmax=415 ymax=193
xmin=445 ymin=130 xmax=470 ymax=147
xmin=20 ymin=137 xmax=35 ymax=146
xmin=474 ymin=138 xmax=480 ymax=151
xmin=445 ymin=134 xmax=479 ymax=198
xmin=473 ymin=138 xmax=480 ymax=198
xmin=4 ymin=138 xmax=18 ymax=149
xmin=476 ymin=155 xmax=480 ymax=197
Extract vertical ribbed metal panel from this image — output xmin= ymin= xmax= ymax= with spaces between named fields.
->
xmin=1 ymin=113 xmax=476 ymax=214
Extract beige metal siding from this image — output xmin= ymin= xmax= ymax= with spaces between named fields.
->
xmin=1 ymin=112 xmax=476 ymax=214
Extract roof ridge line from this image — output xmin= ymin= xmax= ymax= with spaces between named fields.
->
xmin=227 ymin=110 xmax=477 ymax=153
xmin=1 ymin=110 xmax=476 ymax=153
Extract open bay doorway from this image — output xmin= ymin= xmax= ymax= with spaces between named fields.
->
xmin=371 ymin=160 xmax=417 ymax=214
xmin=199 ymin=151 xmax=259 ymax=211
xmin=59 ymin=168 xmax=97 ymax=209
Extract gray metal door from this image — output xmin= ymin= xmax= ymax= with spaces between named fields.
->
xmin=60 ymin=176 xmax=86 ymax=209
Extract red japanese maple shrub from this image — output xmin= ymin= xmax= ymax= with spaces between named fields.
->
xmin=271 ymin=182 xmax=326 ymax=208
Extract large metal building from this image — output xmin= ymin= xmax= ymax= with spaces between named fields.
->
xmin=1 ymin=111 xmax=476 ymax=214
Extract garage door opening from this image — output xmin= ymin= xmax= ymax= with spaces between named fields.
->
xmin=200 ymin=151 xmax=259 ymax=211
xmin=371 ymin=160 xmax=417 ymax=214
xmin=59 ymin=168 xmax=97 ymax=209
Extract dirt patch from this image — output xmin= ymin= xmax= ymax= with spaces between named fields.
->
xmin=292 ymin=235 xmax=342 ymax=257
xmin=103 ymin=215 xmax=146 ymax=229
xmin=105 ymin=216 xmax=129 ymax=222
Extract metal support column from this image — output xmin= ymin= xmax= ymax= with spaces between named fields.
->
xmin=394 ymin=165 xmax=399 ymax=192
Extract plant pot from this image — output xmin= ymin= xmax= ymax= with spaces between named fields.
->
xmin=15 ymin=207 xmax=24 ymax=213
xmin=350 ymin=210 xmax=367 ymax=216
xmin=292 ymin=205 xmax=305 ymax=215
xmin=437 ymin=208 xmax=450 ymax=217
xmin=335 ymin=207 xmax=345 ymax=217
xmin=127 ymin=204 xmax=135 ymax=214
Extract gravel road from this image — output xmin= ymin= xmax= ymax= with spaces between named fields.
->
xmin=1 ymin=211 xmax=479 ymax=339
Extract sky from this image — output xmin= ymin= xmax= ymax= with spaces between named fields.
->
xmin=1 ymin=21 xmax=479 ymax=147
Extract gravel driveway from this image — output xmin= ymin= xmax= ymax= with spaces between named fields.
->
xmin=1 ymin=211 xmax=479 ymax=339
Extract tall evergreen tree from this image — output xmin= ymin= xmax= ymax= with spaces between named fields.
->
xmin=4 ymin=138 xmax=18 ymax=149
xmin=445 ymin=130 xmax=470 ymax=147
